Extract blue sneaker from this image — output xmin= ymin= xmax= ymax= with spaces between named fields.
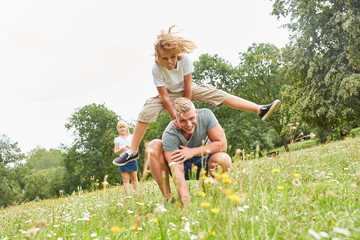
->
xmin=259 ymin=100 xmax=281 ymax=121
xmin=113 ymin=151 xmax=139 ymax=166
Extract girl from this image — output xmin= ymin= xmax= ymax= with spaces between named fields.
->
xmin=113 ymin=121 xmax=139 ymax=195
xmin=113 ymin=26 xmax=280 ymax=166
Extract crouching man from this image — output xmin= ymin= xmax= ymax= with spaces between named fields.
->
xmin=148 ymin=97 xmax=232 ymax=206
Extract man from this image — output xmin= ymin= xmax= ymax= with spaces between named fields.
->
xmin=148 ymin=97 xmax=232 ymax=206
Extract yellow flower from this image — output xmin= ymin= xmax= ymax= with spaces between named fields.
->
xmin=200 ymin=202 xmax=210 ymax=208
xmin=152 ymin=218 xmax=158 ymax=224
xmin=272 ymin=168 xmax=280 ymax=174
xmin=208 ymin=230 xmax=216 ymax=236
xmin=131 ymin=225 xmax=138 ymax=231
xmin=192 ymin=165 xmax=198 ymax=171
xmin=198 ymin=191 xmax=206 ymax=198
xmin=228 ymin=194 xmax=240 ymax=202
xmin=111 ymin=226 xmax=122 ymax=234
xmin=294 ymin=173 xmax=301 ymax=178
xmin=224 ymin=188 xmax=233 ymax=195
xmin=277 ymin=185 xmax=284 ymax=190
xmin=222 ymin=178 xmax=232 ymax=184
xmin=210 ymin=208 xmax=219 ymax=214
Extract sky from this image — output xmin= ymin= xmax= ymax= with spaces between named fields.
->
xmin=0 ymin=0 xmax=290 ymax=153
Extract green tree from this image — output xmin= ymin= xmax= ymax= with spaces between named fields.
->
xmin=0 ymin=134 xmax=25 ymax=207
xmin=192 ymin=47 xmax=288 ymax=153
xmin=63 ymin=103 xmax=121 ymax=193
xmin=23 ymin=148 xmax=65 ymax=201
xmin=272 ymin=0 xmax=360 ymax=129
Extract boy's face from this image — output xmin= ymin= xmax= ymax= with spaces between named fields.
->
xmin=158 ymin=48 xmax=179 ymax=70
xmin=176 ymin=107 xmax=197 ymax=135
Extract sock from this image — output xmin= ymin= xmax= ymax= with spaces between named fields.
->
xmin=128 ymin=149 xmax=137 ymax=155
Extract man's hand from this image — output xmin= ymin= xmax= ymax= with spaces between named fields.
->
xmin=171 ymin=145 xmax=196 ymax=163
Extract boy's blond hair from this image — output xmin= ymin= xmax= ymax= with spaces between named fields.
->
xmin=117 ymin=121 xmax=130 ymax=136
xmin=174 ymin=97 xmax=195 ymax=116
xmin=154 ymin=25 xmax=197 ymax=64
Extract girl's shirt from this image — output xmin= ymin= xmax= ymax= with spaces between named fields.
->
xmin=152 ymin=54 xmax=194 ymax=93
xmin=114 ymin=135 xmax=133 ymax=149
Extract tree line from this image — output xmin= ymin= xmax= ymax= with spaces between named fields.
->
xmin=1 ymin=0 xmax=359 ymax=207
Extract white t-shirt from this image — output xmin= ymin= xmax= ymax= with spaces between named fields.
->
xmin=152 ymin=54 xmax=194 ymax=93
xmin=114 ymin=135 xmax=133 ymax=149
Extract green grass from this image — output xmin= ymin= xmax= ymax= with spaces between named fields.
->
xmin=1 ymin=136 xmax=360 ymax=239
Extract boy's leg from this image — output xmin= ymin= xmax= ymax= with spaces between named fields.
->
xmin=130 ymin=121 xmax=148 ymax=152
xmin=223 ymin=95 xmax=260 ymax=114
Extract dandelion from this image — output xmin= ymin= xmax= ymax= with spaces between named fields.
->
xmin=192 ymin=165 xmax=198 ymax=171
xmin=208 ymin=230 xmax=216 ymax=236
xmin=272 ymin=168 xmax=280 ymax=174
xmin=224 ymin=188 xmax=233 ymax=195
xmin=200 ymin=202 xmax=210 ymax=208
xmin=210 ymin=208 xmax=219 ymax=214
xmin=228 ymin=194 xmax=240 ymax=203
xmin=222 ymin=178 xmax=232 ymax=184
xmin=111 ymin=226 xmax=122 ymax=234
xmin=204 ymin=177 xmax=215 ymax=185
xmin=152 ymin=218 xmax=158 ymax=224
xmin=198 ymin=191 xmax=206 ymax=198
xmin=294 ymin=173 xmax=301 ymax=178
xmin=277 ymin=185 xmax=284 ymax=190
xmin=131 ymin=225 xmax=138 ymax=232
xmin=292 ymin=178 xmax=302 ymax=186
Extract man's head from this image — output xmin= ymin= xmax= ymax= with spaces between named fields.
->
xmin=174 ymin=97 xmax=197 ymax=135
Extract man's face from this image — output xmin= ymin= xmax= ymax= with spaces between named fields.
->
xmin=176 ymin=107 xmax=197 ymax=135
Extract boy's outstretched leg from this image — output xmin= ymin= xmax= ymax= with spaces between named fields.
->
xmin=113 ymin=121 xmax=148 ymax=166
xmin=222 ymin=95 xmax=281 ymax=121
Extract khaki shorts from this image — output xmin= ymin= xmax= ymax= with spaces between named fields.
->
xmin=137 ymin=84 xmax=230 ymax=123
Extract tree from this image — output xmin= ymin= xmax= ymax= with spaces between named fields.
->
xmin=271 ymin=0 xmax=360 ymax=129
xmin=192 ymin=47 xmax=288 ymax=153
xmin=63 ymin=103 xmax=121 ymax=193
xmin=23 ymin=148 xmax=65 ymax=201
xmin=0 ymin=134 xmax=25 ymax=207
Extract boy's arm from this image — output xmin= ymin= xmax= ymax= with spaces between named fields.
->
xmin=157 ymin=86 xmax=176 ymax=121
xmin=183 ymin=73 xmax=192 ymax=100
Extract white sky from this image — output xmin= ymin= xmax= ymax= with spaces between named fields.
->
xmin=0 ymin=0 xmax=290 ymax=153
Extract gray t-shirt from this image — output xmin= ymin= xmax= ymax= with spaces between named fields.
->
xmin=162 ymin=109 xmax=218 ymax=152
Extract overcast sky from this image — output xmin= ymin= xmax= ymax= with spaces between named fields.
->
xmin=0 ymin=0 xmax=290 ymax=153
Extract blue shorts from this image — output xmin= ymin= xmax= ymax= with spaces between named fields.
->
xmin=119 ymin=160 xmax=138 ymax=173
xmin=181 ymin=154 xmax=213 ymax=180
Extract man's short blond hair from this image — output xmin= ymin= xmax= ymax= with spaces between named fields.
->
xmin=174 ymin=97 xmax=195 ymax=116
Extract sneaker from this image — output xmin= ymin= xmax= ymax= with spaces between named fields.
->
xmin=258 ymin=100 xmax=281 ymax=121
xmin=112 ymin=151 xmax=139 ymax=166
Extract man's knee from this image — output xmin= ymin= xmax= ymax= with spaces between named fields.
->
xmin=148 ymin=139 xmax=163 ymax=156
xmin=210 ymin=152 xmax=232 ymax=170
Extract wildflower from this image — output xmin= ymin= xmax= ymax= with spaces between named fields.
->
xmin=200 ymin=202 xmax=210 ymax=208
xmin=333 ymin=227 xmax=351 ymax=237
xmin=292 ymin=178 xmax=302 ymax=187
xmin=25 ymin=228 xmax=40 ymax=239
xmin=272 ymin=168 xmax=280 ymax=174
xmin=222 ymin=178 xmax=232 ymax=184
xmin=224 ymin=188 xmax=233 ymax=195
xmin=277 ymin=185 xmax=284 ymax=190
xmin=309 ymin=132 xmax=316 ymax=138
xmin=228 ymin=194 xmax=240 ymax=202
xmin=210 ymin=208 xmax=219 ymax=214
xmin=152 ymin=218 xmax=158 ymax=224
xmin=204 ymin=177 xmax=215 ymax=185
xmin=208 ymin=230 xmax=216 ymax=236
xmin=154 ymin=204 xmax=167 ymax=213
xmin=131 ymin=225 xmax=138 ymax=232
xmin=111 ymin=226 xmax=122 ymax=234
xmin=198 ymin=191 xmax=206 ymax=198
xmin=190 ymin=235 xmax=198 ymax=240
xmin=308 ymin=229 xmax=321 ymax=240
xmin=192 ymin=165 xmax=198 ymax=171
xmin=90 ymin=233 xmax=97 ymax=238
xmin=294 ymin=173 xmax=301 ymax=178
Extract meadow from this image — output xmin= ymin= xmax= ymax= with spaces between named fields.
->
xmin=1 ymin=136 xmax=360 ymax=239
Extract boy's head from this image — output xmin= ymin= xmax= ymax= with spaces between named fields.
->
xmin=154 ymin=25 xmax=197 ymax=69
xmin=174 ymin=97 xmax=197 ymax=135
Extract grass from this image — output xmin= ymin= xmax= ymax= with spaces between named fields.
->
xmin=1 ymin=136 xmax=360 ymax=239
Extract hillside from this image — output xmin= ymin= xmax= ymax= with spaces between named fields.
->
xmin=1 ymin=136 xmax=360 ymax=239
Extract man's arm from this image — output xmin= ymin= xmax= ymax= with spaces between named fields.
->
xmin=171 ymin=123 xmax=227 ymax=163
